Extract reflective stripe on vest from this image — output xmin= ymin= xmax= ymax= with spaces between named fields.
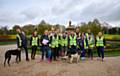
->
xmin=58 ymin=37 xmax=61 ymax=45
xmin=50 ymin=36 xmax=59 ymax=48
xmin=96 ymin=36 xmax=104 ymax=47
xmin=61 ymin=37 xmax=68 ymax=46
xmin=88 ymin=37 xmax=94 ymax=48
xmin=69 ymin=35 xmax=76 ymax=46
xmin=84 ymin=39 xmax=88 ymax=49
xmin=32 ymin=37 xmax=38 ymax=46
xmin=85 ymin=33 xmax=89 ymax=39
xmin=16 ymin=34 xmax=22 ymax=46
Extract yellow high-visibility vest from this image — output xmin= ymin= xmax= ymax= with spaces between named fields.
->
xmin=88 ymin=37 xmax=94 ymax=48
xmin=96 ymin=36 xmax=104 ymax=47
xmin=32 ymin=37 xmax=38 ymax=46
xmin=16 ymin=34 xmax=22 ymax=46
xmin=50 ymin=36 xmax=59 ymax=48
xmin=69 ymin=35 xmax=77 ymax=46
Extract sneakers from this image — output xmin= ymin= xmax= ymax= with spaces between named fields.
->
xmin=102 ymin=58 xmax=104 ymax=62
xmin=97 ymin=57 xmax=104 ymax=62
xmin=48 ymin=59 xmax=51 ymax=63
xmin=81 ymin=57 xmax=85 ymax=61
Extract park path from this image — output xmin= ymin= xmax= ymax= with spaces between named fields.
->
xmin=0 ymin=44 xmax=120 ymax=76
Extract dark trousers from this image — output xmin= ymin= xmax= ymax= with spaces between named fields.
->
xmin=58 ymin=44 xmax=61 ymax=56
xmin=20 ymin=46 xmax=29 ymax=61
xmin=88 ymin=48 xmax=93 ymax=59
xmin=31 ymin=46 xmax=37 ymax=59
xmin=51 ymin=47 xmax=59 ymax=61
xmin=97 ymin=46 xmax=104 ymax=59
xmin=41 ymin=46 xmax=49 ymax=60
xmin=84 ymin=49 xmax=88 ymax=57
xmin=77 ymin=46 xmax=81 ymax=55
xmin=61 ymin=46 xmax=68 ymax=56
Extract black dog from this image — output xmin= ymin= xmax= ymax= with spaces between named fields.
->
xmin=4 ymin=49 xmax=21 ymax=67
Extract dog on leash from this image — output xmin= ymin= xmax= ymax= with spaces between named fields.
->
xmin=4 ymin=49 xmax=21 ymax=67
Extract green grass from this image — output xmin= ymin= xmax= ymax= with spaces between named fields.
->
xmin=0 ymin=42 xmax=16 ymax=45
xmin=104 ymin=34 xmax=120 ymax=41
xmin=0 ymin=41 xmax=119 ymax=57
xmin=0 ymin=34 xmax=120 ymax=57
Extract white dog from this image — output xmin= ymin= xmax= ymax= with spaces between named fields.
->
xmin=69 ymin=53 xmax=80 ymax=63
xmin=61 ymin=53 xmax=80 ymax=63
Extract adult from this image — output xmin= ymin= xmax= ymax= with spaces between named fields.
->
xmin=30 ymin=30 xmax=39 ymax=60
xmin=16 ymin=27 xmax=29 ymax=61
xmin=40 ymin=30 xmax=51 ymax=62
xmin=95 ymin=32 xmax=106 ymax=61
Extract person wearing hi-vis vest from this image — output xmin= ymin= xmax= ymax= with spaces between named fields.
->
xmin=49 ymin=31 xmax=59 ymax=61
xmin=30 ymin=31 xmax=39 ymax=60
xmin=85 ymin=29 xmax=94 ymax=57
xmin=61 ymin=32 xmax=68 ymax=56
xmin=95 ymin=32 xmax=106 ymax=61
xmin=16 ymin=27 xmax=29 ymax=61
xmin=76 ymin=28 xmax=81 ymax=55
xmin=88 ymin=34 xmax=95 ymax=60
xmin=68 ymin=31 xmax=77 ymax=56
xmin=76 ymin=31 xmax=81 ymax=55
xmin=80 ymin=33 xmax=87 ymax=60
xmin=56 ymin=28 xmax=62 ymax=57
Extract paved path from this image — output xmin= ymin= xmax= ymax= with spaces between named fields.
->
xmin=0 ymin=44 xmax=120 ymax=76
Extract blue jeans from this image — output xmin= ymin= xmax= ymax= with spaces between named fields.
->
xmin=80 ymin=48 xmax=85 ymax=57
xmin=41 ymin=46 xmax=49 ymax=60
xmin=48 ymin=49 xmax=51 ymax=60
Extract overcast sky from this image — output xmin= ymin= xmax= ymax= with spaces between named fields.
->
xmin=0 ymin=0 xmax=120 ymax=28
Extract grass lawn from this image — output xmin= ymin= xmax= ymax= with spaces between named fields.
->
xmin=0 ymin=42 xmax=120 ymax=57
xmin=0 ymin=42 xmax=16 ymax=45
xmin=0 ymin=34 xmax=120 ymax=57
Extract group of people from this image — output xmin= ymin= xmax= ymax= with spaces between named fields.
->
xmin=16 ymin=27 xmax=106 ymax=63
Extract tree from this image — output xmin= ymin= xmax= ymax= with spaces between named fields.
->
xmin=22 ymin=24 xmax=35 ymax=35
xmin=79 ymin=19 xmax=102 ymax=36
xmin=0 ymin=26 xmax=9 ymax=35
xmin=0 ymin=28 xmax=3 ymax=35
xmin=37 ymin=20 xmax=52 ymax=34
xmin=118 ymin=28 xmax=120 ymax=34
